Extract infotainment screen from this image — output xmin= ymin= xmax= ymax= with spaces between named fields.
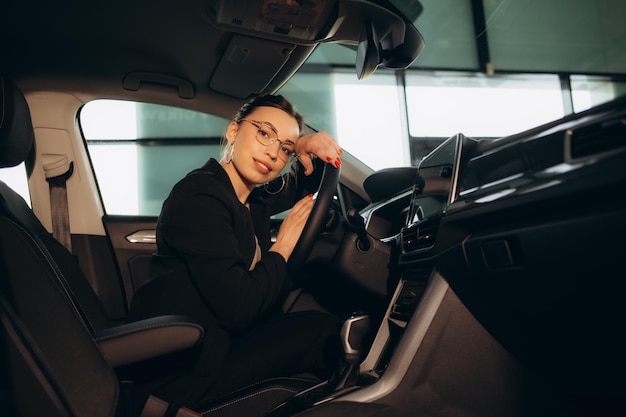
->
xmin=405 ymin=133 xmax=470 ymax=228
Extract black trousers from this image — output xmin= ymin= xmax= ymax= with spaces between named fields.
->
xmin=129 ymin=309 xmax=341 ymax=413
xmin=208 ymin=309 xmax=341 ymax=399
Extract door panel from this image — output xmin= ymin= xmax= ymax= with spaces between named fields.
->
xmin=102 ymin=214 xmax=158 ymax=311
xmin=72 ymin=233 xmax=128 ymax=321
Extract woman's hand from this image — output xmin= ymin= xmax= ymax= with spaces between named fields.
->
xmin=269 ymin=194 xmax=315 ymax=261
xmin=295 ymin=131 xmax=343 ymax=176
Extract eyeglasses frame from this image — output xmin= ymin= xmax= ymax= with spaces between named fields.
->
xmin=239 ymin=119 xmax=296 ymax=162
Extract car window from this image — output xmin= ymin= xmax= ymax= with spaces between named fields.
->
xmin=281 ymin=71 xmax=410 ymax=171
xmin=81 ymin=101 xmax=228 ymax=215
xmin=82 ymin=71 xmax=625 ymax=216
xmin=0 ymin=163 xmax=31 ymax=206
xmin=81 ymin=73 xmax=409 ymax=216
xmin=285 ymin=64 xmax=626 ymax=169
xmin=405 ymin=73 xmax=565 ymax=138
xmin=570 ymin=75 xmax=626 ymax=113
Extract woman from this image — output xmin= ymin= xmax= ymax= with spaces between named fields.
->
xmin=128 ymin=94 xmax=344 ymax=409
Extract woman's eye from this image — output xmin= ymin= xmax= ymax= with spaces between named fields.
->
xmin=280 ymin=146 xmax=292 ymax=154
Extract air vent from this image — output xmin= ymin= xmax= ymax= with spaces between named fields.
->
xmin=567 ymin=117 xmax=626 ymax=160
xmin=401 ymin=218 xmax=440 ymax=255
xmin=231 ymin=18 xmax=243 ymax=25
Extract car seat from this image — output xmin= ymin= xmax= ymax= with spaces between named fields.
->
xmin=0 ymin=74 xmax=319 ymax=417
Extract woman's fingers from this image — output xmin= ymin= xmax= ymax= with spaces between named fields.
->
xmin=288 ymin=194 xmax=315 ymax=220
xmin=280 ymin=195 xmax=314 ymax=235
xmin=270 ymin=195 xmax=315 ymax=260
xmin=297 ymin=153 xmax=315 ymax=176
xmin=296 ymin=132 xmax=343 ymax=174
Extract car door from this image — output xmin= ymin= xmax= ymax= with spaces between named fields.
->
xmin=81 ymin=100 xmax=227 ymax=312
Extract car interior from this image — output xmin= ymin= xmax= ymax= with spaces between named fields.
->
xmin=1 ymin=1 xmax=625 ymax=417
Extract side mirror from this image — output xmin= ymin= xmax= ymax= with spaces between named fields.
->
xmin=355 ymin=20 xmax=381 ymax=80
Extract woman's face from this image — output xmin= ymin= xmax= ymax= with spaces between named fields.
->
xmin=226 ymin=106 xmax=300 ymax=189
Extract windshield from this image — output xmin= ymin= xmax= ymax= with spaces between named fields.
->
xmin=278 ymin=0 xmax=625 ymax=171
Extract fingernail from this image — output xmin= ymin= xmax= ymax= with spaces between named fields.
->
xmin=307 ymin=194 xmax=313 ymax=198
xmin=326 ymin=157 xmax=332 ymax=162
xmin=334 ymin=159 xmax=341 ymax=168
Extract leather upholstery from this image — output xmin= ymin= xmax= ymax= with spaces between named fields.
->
xmin=0 ymin=74 xmax=34 ymax=168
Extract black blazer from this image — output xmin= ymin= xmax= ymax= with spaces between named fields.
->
xmin=129 ymin=156 xmax=321 ymax=335
xmin=127 ymin=157 xmax=323 ymax=397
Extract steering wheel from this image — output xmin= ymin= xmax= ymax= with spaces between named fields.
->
xmin=287 ymin=163 xmax=340 ymax=277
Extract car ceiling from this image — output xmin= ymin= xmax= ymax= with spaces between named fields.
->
xmin=1 ymin=0 xmax=422 ymax=117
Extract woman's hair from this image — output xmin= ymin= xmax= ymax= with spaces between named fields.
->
xmin=232 ymin=94 xmax=304 ymax=132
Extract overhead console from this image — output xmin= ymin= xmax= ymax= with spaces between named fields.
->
xmin=206 ymin=0 xmax=339 ymax=42
xmin=205 ymin=0 xmax=425 ymax=97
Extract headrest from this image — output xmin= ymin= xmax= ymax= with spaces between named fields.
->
xmin=0 ymin=75 xmax=35 ymax=168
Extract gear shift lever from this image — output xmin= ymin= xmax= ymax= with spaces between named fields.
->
xmin=327 ymin=312 xmax=370 ymax=393
xmin=264 ymin=312 xmax=371 ymax=416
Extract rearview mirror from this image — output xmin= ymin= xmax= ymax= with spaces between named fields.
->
xmin=355 ymin=20 xmax=381 ymax=80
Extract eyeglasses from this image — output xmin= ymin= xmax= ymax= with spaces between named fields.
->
xmin=240 ymin=119 xmax=295 ymax=162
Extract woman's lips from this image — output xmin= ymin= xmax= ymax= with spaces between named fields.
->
xmin=253 ymin=158 xmax=272 ymax=174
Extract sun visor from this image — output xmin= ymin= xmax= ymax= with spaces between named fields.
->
xmin=209 ymin=34 xmax=296 ymax=98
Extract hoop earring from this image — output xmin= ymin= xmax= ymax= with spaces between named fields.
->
xmin=225 ymin=142 xmax=235 ymax=164
xmin=264 ymin=175 xmax=286 ymax=195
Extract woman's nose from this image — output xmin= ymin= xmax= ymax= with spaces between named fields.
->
xmin=265 ymin=141 xmax=280 ymax=160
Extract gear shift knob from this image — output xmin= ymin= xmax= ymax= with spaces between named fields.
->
xmin=340 ymin=312 xmax=370 ymax=362
xmin=326 ymin=312 xmax=370 ymax=393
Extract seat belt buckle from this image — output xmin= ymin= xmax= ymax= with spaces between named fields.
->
xmin=139 ymin=395 xmax=169 ymax=417
xmin=175 ymin=407 xmax=203 ymax=417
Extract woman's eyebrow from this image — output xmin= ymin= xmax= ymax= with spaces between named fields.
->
xmin=262 ymin=121 xmax=279 ymax=133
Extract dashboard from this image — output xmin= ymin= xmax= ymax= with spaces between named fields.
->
xmin=361 ymin=93 xmax=626 ymax=266
xmin=358 ymin=132 xmax=475 ymax=262
xmin=353 ymin=94 xmax=626 ymax=405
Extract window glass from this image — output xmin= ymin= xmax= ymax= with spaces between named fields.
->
xmin=571 ymin=75 xmax=626 ymax=113
xmin=406 ymin=72 xmax=564 ymax=139
xmin=305 ymin=43 xmax=356 ymax=67
xmin=81 ymin=100 xmax=227 ymax=139
xmin=484 ymin=0 xmax=626 ymax=74
xmin=278 ymin=72 xmax=337 ymax=136
xmin=310 ymin=1 xmax=479 ymax=71
xmin=309 ymin=2 xmax=625 ymax=76
xmin=81 ymin=70 xmax=621 ymax=216
xmin=81 ymin=100 xmax=227 ymax=215
xmin=282 ymin=71 xmax=407 ymax=171
xmin=333 ymin=73 xmax=409 ymax=170
xmin=409 ymin=0 xmax=479 ymax=70
xmin=0 ymin=163 xmax=31 ymax=206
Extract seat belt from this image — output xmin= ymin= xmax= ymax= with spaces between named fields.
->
xmin=43 ymin=155 xmax=74 ymax=252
